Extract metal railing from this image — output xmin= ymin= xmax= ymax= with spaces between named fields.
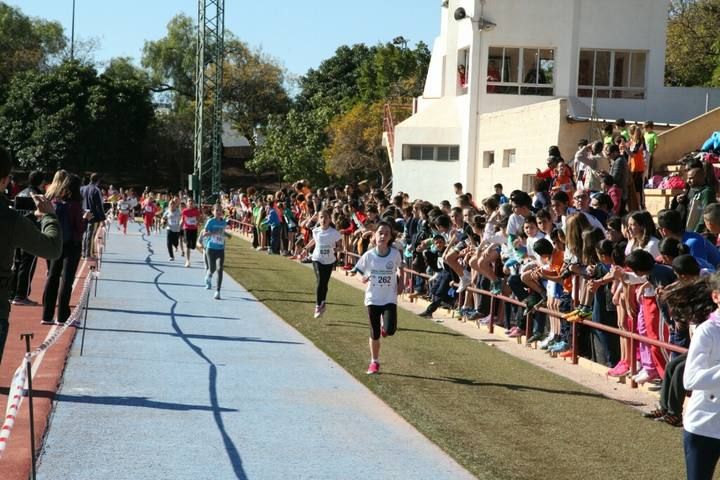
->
xmin=224 ymin=221 xmax=688 ymax=390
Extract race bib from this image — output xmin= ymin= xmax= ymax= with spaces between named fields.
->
xmin=319 ymin=244 xmax=332 ymax=257
xmin=144 ymin=206 xmax=154 ymax=213
xmin=185 ymin=217 xmax=197 ymax=226
xmin=211 ymin=233 xmax=225 ymax=245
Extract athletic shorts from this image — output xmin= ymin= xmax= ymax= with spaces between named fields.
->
xmin=367 ymin=303 xmax=397 ymax=340
xmin=184 ymin=229 xmax=198 ymax=249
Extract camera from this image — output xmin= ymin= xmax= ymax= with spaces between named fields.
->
xmin=13 ymin=196 xmax=36 ymax=212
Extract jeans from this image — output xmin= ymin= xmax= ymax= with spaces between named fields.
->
xmin=684 ymin=430 xmax=720 ymax=480
xmin=42 ymin=242 xmax=82 ymax=323
xmin=269 ymin=226 xmax=281 ymax=254
xmin=82 ymin=222 xmax=99 ymax=258
xmin=426 ymin=270 xmax=452 ymax=313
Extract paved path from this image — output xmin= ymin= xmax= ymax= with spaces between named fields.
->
xmin=36 ymin=225 xmax=474 ymax=480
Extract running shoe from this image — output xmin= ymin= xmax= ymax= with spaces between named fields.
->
xmin=642 ymin=408 xmax=667 ymax=419
xmin=655 ymin=414 xmax=683 ymax=427
xmin=11 ymin=297 xmax=36 ymax=306
xmin=527 ymin=333 xmax=546 ymax=344
xmin=539 ymin=336 xmax=555 ymax=350
xmin=607 ymin=360 xmax=630 ymax=377
xmin=559 ymin=349 xmax=574 ymax=358
xmin=205 ymin=274 xmax=212 ymax=290
xmin=366 ymin=361 xmax=380 ymax=375
xmin=418 ymin=310 xmax=433 ymax=319
xmin=40 ymin=319 xmax=55 ymax=325
xmin=185 ymin=260 xmax=190 ymax=268
xmin=214 ymin=291 xmax=221 ymax=300
xmin=507 ymin=326 xmax=524 ymax=338
xmin=313 ymin=305 xmax=323 ymax=319
xmin=169 ymin=256 xmax=175 ymax=261
xmin=549 ymin=340 xmax=569 ymax=353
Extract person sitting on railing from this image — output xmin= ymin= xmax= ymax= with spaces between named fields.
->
xmin=533 ymin=229 xmax=572 ymax=351
xmin=418 ymin=235 xmax=455 ymax=321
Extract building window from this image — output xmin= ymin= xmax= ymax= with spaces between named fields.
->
xmin=502 ymin=149 xmax=516 ymax=167
xmin=402 ymin=144 xmax=460 ymax=161
xmin=482 ymin=150 xmax=495 ymax=168
xmin=487 ymin=47 xmax=554 ymax=96
xmin=577 ymin=49 xmax=647 ymax=99
xmin=457 ymin=48 xmax=470 ymax=94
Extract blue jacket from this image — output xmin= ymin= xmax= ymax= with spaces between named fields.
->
xmin=80 ymin=183 xmax=106 ymax=223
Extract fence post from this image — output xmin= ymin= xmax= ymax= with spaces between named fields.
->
xmin=571 ymin=322 xmax=578 ymax=365
xmin=488 ymin=295 xmax=495 ymax=334
xmin=20 ymin=333 xmax=36 ymax=480
xmin=630 ymin=335 xmax=637 ymax=388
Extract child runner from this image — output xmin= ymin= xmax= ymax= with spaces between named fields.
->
xmin=302 ymin=210 xmax=342 ymax=318
xmin=163 ymin=198 xmax=182 ymax=261
xmin=181 ymin=198 xmax=201 ymax=267
xmin=141 ymin=194 xmax=159 ymax=236
xmin=353 ymin=221 xmax=404 ymax=375
xmin=201 ymin=204 xmax=228 ymax=300
xmin=116 ymin=193 xmax=131 ymax=235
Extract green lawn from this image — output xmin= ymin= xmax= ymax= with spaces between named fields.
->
xmin=225 ymin=237 xmax=685 ymax=480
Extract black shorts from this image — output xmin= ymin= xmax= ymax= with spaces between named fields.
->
xmin=184 ymin=229 xmax=198 ymax=249
xmin=367 ymin=304 xmax=398 ymax=340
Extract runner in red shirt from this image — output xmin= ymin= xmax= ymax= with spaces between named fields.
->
xmin=141 ymin=194 xmax=159 ymax=236
xmin=181 ymin=198 xmax=202 ymax=267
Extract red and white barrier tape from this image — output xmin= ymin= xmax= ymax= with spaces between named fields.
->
xmin=0 ymin=359 xmax=29 ymax=455
xmin=0 ymin=267 xmax=97 ymax=457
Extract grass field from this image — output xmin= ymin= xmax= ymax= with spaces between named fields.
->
xmin=224 ymin=237 xmax=686 ymax=480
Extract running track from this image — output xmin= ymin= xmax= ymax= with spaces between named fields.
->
xmin=36 ymin=225 xmax=474 ymax=479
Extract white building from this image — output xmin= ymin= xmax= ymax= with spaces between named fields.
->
xmin=391 ymin=0 xmax=720 ymax=204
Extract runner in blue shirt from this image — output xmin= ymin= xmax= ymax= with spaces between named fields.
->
xmin=201 ymin=204 xmax=229 ymax=300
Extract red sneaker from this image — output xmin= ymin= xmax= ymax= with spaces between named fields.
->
xmin=366 ymin=361 xmax=380 ymax=375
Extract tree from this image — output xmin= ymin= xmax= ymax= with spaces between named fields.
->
xmin=357 ymin=41 xmax=431 ymax=102
xmin=223 ymin=40 xmax=291 ymax=147
xmin=0 ymin=3 xmax=66 ymax=90
xmin=249 ymin=108 xmax=330 ymax=185
xmin=666 ymin=0 xmax=720 ymax=86
xmin=0 ymin=61 xmax=154 ymax=175
xmin=141 ymin=14 xmax=196 ymax=104
xmin=295 ymin=44 xmax=375 ymax=113
xmin=103 ymin=56 xmax=151 ymax=85
xmin=324 ymin=102 xmax=390 ymax=185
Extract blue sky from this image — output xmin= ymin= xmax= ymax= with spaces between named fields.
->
xmin=15 ymin=0 xmax=441 ymax=76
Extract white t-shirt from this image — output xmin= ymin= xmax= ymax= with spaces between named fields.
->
xmin=354 ymin=247 xmax=403 ymax=306
xmin=625 ymin=236 xmax=661 ymax=259
xmin=164 ymin=209 xmax=182 ymax=232
xmin=526 ymin=231 xmax=546 ymax=260
xmin=117 ymin=200 xmax=131 ymax=214
xmin=311 ymin=227 xmax=342 ymax=265
xmin=507 ymin=213 xmax=525 ymax=236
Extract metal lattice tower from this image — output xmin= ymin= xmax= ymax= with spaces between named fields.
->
xmin=193 ymin=0 xmax=225 ymax=203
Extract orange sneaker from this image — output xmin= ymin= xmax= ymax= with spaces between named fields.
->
xmin=559 ymin=350 xmax=574 ymax=358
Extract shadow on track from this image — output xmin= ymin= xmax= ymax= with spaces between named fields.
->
xmin=138 ymin=228 xmax=248 ymax=479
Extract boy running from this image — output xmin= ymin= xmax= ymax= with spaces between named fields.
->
xmin=353 ymin=221 xmax=404 ymax=375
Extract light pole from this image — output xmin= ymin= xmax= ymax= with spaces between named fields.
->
xmin=70 ymin=0 xmax=76 ymax=60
